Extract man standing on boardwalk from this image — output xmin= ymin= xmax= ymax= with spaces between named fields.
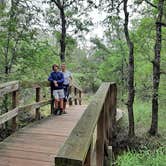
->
xmin=48 ymin=64 xmax=64 ymax=115
xmin=61 ymin=63 xmax=72 ymax=113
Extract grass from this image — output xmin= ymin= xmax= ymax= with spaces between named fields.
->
xmin=115 ymin=100 xmax=166 ymax=166
xmin=134 ymin=101 xmax=166 ymax=135
xmin=116 ymin=147 xmax=166 ymax=166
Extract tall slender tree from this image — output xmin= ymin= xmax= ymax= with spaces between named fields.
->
xmin=149 ymin=0 xmax=165 ymax=135
xmin=98 ymin=0 xmax=135 ymax=136
xmin=123 ymin=0 xmax=135 ymax=137
xmin=51 ymin=0 xmax=66 ymax=62
xmin=48 ymin=0 xmax=93 ymax=62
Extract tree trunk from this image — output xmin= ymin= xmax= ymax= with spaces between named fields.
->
xmin=149 ymin=0 xmax=164 ymax=136
xmin=60 ymin=7 xmax=66 ymax=62
xmin=53 ymin=0 xmax=66 ymax=62
xmin=123 ymin=0 xmax=135 ymax=137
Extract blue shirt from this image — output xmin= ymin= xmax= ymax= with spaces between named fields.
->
xmin=48 ymin=71 xmax=64 ymax=90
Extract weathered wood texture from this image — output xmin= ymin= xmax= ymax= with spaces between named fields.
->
xmin=0 ymin=105 xmax=86 ymax=166
xmin=55 ymin=82 xmax=117 ymax=166
xmin=35 ymin=87 xmax=41 ymax=120
xmin=0 ymin=108 xmax=18 ymax=125
xmin=0 ymin=81 xmax=19 ymax=98
xmin=0 ymin=80 xmax=81 ymax=97
xmin=12 ymin=90 xmax=19 ymax=131
xmin=0 ymin=81 xmax=117 ymax=166
xmin=0 ymin=80 xmax=82 ymax=128
xmin=0 ymin=100 xmax=51 ymax=125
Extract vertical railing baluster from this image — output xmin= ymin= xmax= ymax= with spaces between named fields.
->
xmin=35 ymin=87 xmax=41 ymax=120
xmin=69 ymin=85 xmax=73 ymax=106
xmin=74 ymin=87 xmax=78 ymax=105
xmin=51 ymin=87 xmax=54 ymax=114
xmin=79 ymin=90 xmax=82 ymax=105
xmin=12 ymin=90 xmax=18 ymax=132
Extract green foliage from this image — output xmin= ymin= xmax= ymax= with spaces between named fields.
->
xmin=116 ymin=147 xmax=166 ymax=166
xmin=14 ymin=40 xmax=60 ymax=81
xmin=116 ymin=100 xmax=166 ymax=166
xmin=0 ymin=0 xmax=40 ymax=82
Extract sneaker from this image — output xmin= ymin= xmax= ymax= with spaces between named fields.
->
xmin=59 ymin=111 xmax=62 ymax=115
xmin=53 ymin=109 xmax=58 ymax=115
xmin=59 ymin=108 xmax=64 ymax=115
xmin=56 ymin=109 xmax=61 ymax=115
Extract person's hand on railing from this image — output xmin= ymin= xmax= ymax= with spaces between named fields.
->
xmin=53 ymin=81 xmax=58 ymax=87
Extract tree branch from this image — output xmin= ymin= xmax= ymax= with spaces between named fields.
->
xmin=160 ymin=71 xmax=166 ymax=75
xmin=144 ymin=0 xmax=157 ymax=8
xmin=51 ymin=0 xmax=62 ymax=9
xmin=156 ymin=21 xmax=166 ymax=27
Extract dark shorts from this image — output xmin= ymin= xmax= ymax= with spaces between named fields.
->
xmin=63 ymin=84 xmax=69 ymax=102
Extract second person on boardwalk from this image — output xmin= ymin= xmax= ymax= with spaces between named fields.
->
xmin=61 ymin=63 xmax=72 ymax=113
xmin=48 ymin=64 xmax=64 ymax=115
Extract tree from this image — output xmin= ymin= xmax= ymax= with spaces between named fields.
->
xmin=51 ymin=0 xmax=67 ymax=62
xmin=0 ymin=0 xmax=40 ymax=82
xmin=123 ymin=0 xmax=135 ymax=137
xmin=149 ymin=0 xmax=165 ymax=135
xmin=98 ymin=0 xmax=135 ymax=137
xmin=45 ymin=0 xmax=93 ymax=62
xmin=0 ymin=0 xmax=40 ymax=128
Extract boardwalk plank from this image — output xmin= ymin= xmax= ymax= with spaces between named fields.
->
xmin=0 ymin=149 xmax=54 ymax=162
xmin=0 ymin=105 xmax=86 ymax=166
xmin=0 ymin=156 xmax=52 ymax=166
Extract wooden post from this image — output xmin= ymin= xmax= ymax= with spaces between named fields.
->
xmin=96 ymin=109 xmax=105 ymax=166
xmin=12 ymin=91 xmax=18 ymax=132
xmin=50 ymin=85 xmax=54 ymax=114
xmin=79 ymin=90 xmax=82 ymax=105
xmin=35 ymin=87 xmax=41 ymax=120
xmin=69 ymin=86 xmax=73 ymax=106
xmin=104 ymin=146 xmax=112 ymax=166
xmin=74 ymin=88 xmax=77 ymax=105
xmin=84 ymin=144 xmax=92 ymax=166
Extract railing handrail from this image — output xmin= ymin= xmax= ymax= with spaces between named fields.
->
xmin=55 ymin=82 xmax=117 ymax=166
xmin=0 ymin=80 xmax=82 ymax=128
xmin=0 ymin=81 xmax=19 ymax=98
xmin=0 ymin=80 xmax=82 ymax=97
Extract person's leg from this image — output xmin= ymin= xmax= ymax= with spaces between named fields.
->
xmin=63 ymin=85 xmax=67 ymax=111
xmin=54 ymin=99 xmax=59 ymax=109
xmin=53 ymin=90 xmax=59 ymax=114
xmin=63 ymin=100 xmax=67 ymax=111
xmin=59 ymin=89 xmax=65 ymax=114
xmin=59 ymin=98 xmax=63 ymax=110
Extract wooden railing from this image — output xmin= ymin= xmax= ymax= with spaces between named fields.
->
xmin=0 ymin=80 xmax=82 ymax=132
xmin=55 ymin=82 xmax=117 ymax=166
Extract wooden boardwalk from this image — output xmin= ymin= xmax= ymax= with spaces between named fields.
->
xmin=0 ymin=105 xmax=87 ymax=166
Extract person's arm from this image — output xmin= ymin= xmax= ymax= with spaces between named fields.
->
xmin=56 ymin=72 xmax=64 ymax=84
xmin=48 ymin=72 xmax=58 ymax=87
xmin=48 ymin=72 xmax=54 ymax=82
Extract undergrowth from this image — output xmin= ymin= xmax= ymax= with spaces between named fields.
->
xmin=114 ymin=101 xmax=166 ymax=166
